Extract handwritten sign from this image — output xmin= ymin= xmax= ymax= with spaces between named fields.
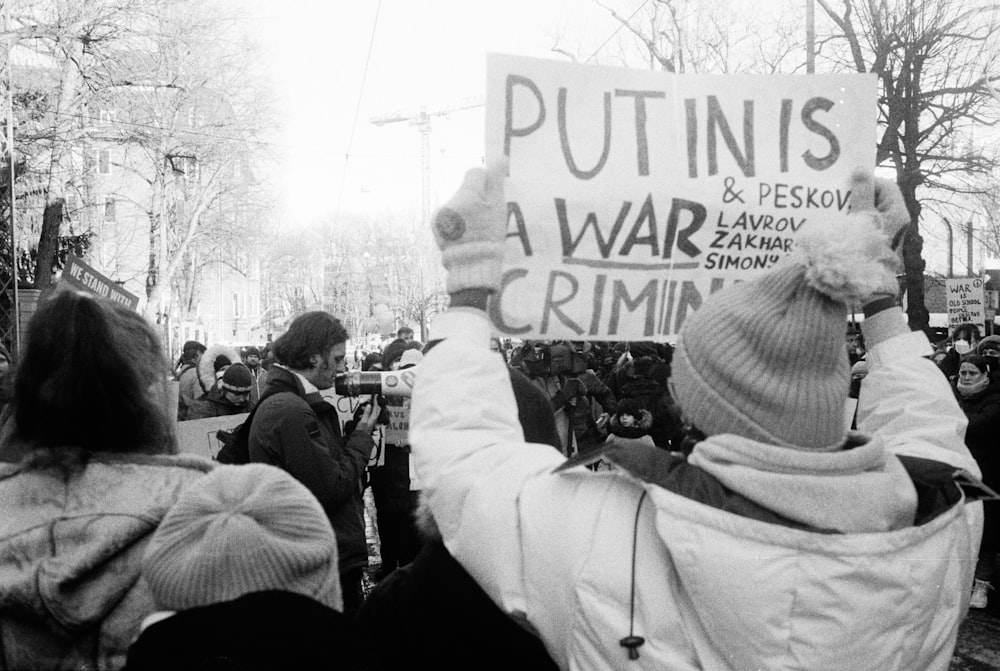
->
xmin=176 ymin=413 xmax=249 ymax=460
xmin=60 ymin=254 xmax=140 ymax=310
xmin=946 ymin=277 xmax=985 ymax=332
xmin=384 ymin=401 xmax=410 ymax=446
xmin=484 ymin=54 xmax=876 ymax=340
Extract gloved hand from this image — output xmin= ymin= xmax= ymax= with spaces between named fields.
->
xmin=846 ymin=170 xmax=910 ymax=304
xmin=848 ymin=170 xmax=911 ymax=256
xmin=432 ymin=159 xmax=508 ymax=294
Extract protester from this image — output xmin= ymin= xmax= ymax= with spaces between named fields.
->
xmin=248 ymin=311 xmax=379 ymax=615
xmin=0 ymin=291 xmax=216 ymax=670
xmin=370 ymin=346 xmax=423 ymax=580
xmin=198 ymin=343 xmax=242 ymax=396
xmin=409 ymin=163 xmax=984 ymax=669
xmin=603 ymin=397 xmax=655 ymax=450
xmin=243 ymin=345 xmax=269 ymax=408
xmin=975 ymin=335 xmax=1000 ymax=381
xmin=358 ymin=363 xmax=562 ymax=671
xmin=125 ymin=464 xmax=361 ymax=671
xmin=175 ymin=339 xmax=207 ymax=420
xmin=186 ymin=362 xmax=254 ymax=419
xmin=954 ymin=354 xmax=1000 ymax=609
xmin=607 ymin=340 xmax=683 ymax=449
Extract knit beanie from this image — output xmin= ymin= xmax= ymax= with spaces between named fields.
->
xmin=671 ymin=207 xmax=900 ymax=451
xmin=219 ymin=363 xmax=253 ymax=393
xmin=143 ymin=464 xmax=343 ymax=612
xmin=976 ymin=335 xmax=1000 ymax=357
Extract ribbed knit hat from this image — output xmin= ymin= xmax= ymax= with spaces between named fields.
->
xmin=671 ymin=204 xmax=901 ymax=451
xmin=143 ymin=464 xmax=342 ymax=611
xmin=219 ymin=363 xmax=253 ymax=393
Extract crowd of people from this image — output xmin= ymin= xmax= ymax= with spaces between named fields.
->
xmin=0 ymin=165 xmax=995 ymax=670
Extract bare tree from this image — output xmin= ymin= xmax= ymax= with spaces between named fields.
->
xmin=816 ymin=0 xmax=1000 ymax=332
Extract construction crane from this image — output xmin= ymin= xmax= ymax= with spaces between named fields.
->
xmin=370 ymin=95 xmax=484 ymax=227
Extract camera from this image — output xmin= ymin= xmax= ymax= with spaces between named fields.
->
xmin=335 ymin=369 xmax=416 ymax=397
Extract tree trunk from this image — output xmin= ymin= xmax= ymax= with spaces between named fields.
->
xmin=898 ymin=176 xmax=930 ymax=334
xmin=33 ymin=199 xmax=63 ymax=290
xmin=34 ymin=39 xmax=84 ymax=290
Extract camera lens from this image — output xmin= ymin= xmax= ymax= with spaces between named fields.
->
xmin=334 ymin=371 xmax=383 ymax=396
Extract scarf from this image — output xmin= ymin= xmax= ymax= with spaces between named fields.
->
xmin=957 ymin=376 xmax=989 ymax=397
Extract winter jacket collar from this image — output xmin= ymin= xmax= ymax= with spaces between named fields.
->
xmin=687 ymin=433 xmax=918 ymax=532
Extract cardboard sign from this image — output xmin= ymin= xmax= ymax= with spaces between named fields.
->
xmin=384 ymin=402 xmax=410 ymax=446
xmin=60 ymin=254 xmax=140 ymax=310
xmin=176 ymin=413 xmax=249 ymax=460
xmin=320 ymin=389 xmax=365 ymax=435
xmin=946 ymin=277 xmax=985 ymax=331
xmin=484 ymin=54 xmax=876 ymax=340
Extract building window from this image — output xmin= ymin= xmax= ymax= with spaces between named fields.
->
xmin=98 ymin=149 xmax=111 ymax=174
xmin=104 ymin=197 xmax=116 ymax=222
xmin=99 ymin=108 xmax=117 ymax=124
xmin=232 ymin=291 xmax=240 ymax=317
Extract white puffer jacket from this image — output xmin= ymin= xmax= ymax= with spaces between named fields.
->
xmin=411 ymin=308 xmax=983 ymax=671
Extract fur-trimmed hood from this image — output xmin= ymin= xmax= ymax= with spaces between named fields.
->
xmin=198 ymin=344 xmax=242 ymax=392
xmin=608 ymin=408 xmax=653 ymax=439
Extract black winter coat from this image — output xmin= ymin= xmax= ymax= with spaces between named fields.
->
xmin=248 ymin=366 xmax=372 ymax=573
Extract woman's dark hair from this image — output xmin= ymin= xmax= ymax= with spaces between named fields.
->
xmin=272 ymin=311 xmax=348 ymax=370
xmin=10 ymin=291 xmax=175 ymax=456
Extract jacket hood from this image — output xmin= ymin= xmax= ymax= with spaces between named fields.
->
xmin=0 ymin=453 xmax=212 ymax=633
xmin=609 ymin=409 xmax=653 ymax=437
xmin=198 ymin=344 xmax=242 ymax=393
xmin=687 ymin=432 xmax=918 ymax=532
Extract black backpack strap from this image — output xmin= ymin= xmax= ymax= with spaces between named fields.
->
xmin=215 ymin=387 xmax=289 ymax=464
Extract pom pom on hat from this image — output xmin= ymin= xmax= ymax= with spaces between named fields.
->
xmin=143 ymin=464 xmax=342 ymax=612
xmin=671 ymin=206 xmax=900 ymax=451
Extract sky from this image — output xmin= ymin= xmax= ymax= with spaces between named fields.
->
xmin=244 ymin=0 xmax=622 ymax=226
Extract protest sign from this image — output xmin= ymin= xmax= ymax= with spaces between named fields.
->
xmin=320 ymin=389 xmax=365 ymax=434
xmin=176 ymin=413 xmax=249 ymax=460
xmin=946 ymin=277 xmax=985 ymax=332
xmin=59 ymin=254 xmax=140 ymax=310
xmin=384 ymin=401 xmax=410 ymax=446
xmin=484 ymin=54 xmax=876 ymax=340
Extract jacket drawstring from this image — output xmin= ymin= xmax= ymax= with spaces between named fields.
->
xmin=620 ymin=490 xmax=647 ymax=661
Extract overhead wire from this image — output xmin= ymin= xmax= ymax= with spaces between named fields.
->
xmin=333 ymin=0 xmax=382 ymax=226
xmin=586 ymin=0 xmax=652 ymax=64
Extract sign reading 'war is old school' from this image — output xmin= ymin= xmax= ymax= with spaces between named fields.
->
xmin=484 ymin=54 xmax=876 ymax=341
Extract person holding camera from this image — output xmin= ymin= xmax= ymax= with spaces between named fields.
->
xmin=409 ymin=163 xmax=984 ymax=669
xmin=248 ymin=311 xmax=380 ymax=616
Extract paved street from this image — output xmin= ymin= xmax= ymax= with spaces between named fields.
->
xmin=363 ymin=494 xmax=1000 ymax=668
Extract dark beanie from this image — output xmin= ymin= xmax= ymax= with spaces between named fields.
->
xmin=214 ymin=355 xmax=233 ymax=373
xmin=220 ymin=364 xmax=253 ymax=393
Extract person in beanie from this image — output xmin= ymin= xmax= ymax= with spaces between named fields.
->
xmin=126 ymin=464 xmax=362 ymax=671
xmin=975 ymin=334 xmax=1000 ymax=381
xmin=408 ymin=162 xmax=984 ymax=670
xmin=243 ymin=345 xmax=269 ymax=408
xmin=186 ymin=362 xmax=254 ymax=419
